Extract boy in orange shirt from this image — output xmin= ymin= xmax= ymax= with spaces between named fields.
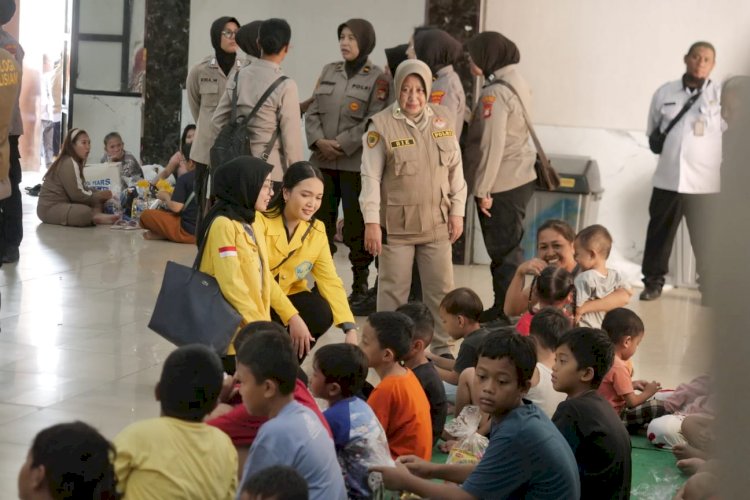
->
xmin=361 ymin=311 xmax=433 ymax=460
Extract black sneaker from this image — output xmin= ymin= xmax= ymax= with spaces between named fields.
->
xmin=351 ymin=287 xmax=377 ymax=316
xmin=2 ymin=247 xmax=19 ymax=264
xmin=25 ymin=184 xmax=41 ymax=196
xmin=639 ymin=285 xmax=662 ymax=301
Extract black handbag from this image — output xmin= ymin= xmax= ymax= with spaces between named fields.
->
xmin=490 ymin=79 xmax=561 ymax=191
xmin=148 ymin=221 xmax=242 ymax=353
xmin=648 ymin=91 xmax=702 ymax=154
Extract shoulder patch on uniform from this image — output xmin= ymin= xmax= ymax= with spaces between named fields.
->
xmin=390 ymin=138 xmax=416 ymax=148
xmin=375 ymin=79 xmax=389 ymax=101
xmin=432 ymin=130 xmax=454 ymax=139
xmin=367 ymin=131 xmax=381 ymax=148
xmin=433 ymin=116 xmax=447 ymax=129
xmin=430 ymin=91 xmax=445 ymax=104
xmin=482 ymin=95 xmax=496 ymax=119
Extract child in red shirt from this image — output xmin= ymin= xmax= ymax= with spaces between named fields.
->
xmin=598 ymin=308 xmax=665 ymax=427
xmin=360 ymin=311 xmax=433 ymax=460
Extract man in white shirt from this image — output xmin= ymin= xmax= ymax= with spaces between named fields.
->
xmin=640 ymin=42 xmax=722 ymax=301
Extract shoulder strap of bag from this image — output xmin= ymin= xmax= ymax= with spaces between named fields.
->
xmin=193 ymin=219 xmax=213 ymax=270
xmin=240 ymin=76 xmax=289 ymax=127
xmin=270 ymin=220 xmax=315 ymax=274
xmin=661 ymin=90 xmax=703 ymax=136
xmin=488 ymin=78 xmax=552 ymax=171
xmin=229 ymin=72 xmax=240 ymax=123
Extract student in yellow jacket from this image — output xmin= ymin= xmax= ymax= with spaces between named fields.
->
xmin=197 ymin=156 xmax=313 ymax=358
xmin=258 ymin=161 xmax=359 ymax=350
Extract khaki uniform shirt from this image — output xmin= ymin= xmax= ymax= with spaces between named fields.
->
xmin=463 ymin=64 xmax=537 ymax=198
xmin=212 ymin=59 xmax=303 ymax=182
xmin=0 ymin=48 xmax=20 ymax=180
xmin=305 ymin=60 xmax=390 ymax=172
xmin=360 ymin=103 xmax=467 ymax=245
xmin=0 ymin=29 xmax=23 ymax=137
xmin=429 ymin=65 xmax=466 ymax=133
xmin=186 ymin=56 xmax=241 ymax=165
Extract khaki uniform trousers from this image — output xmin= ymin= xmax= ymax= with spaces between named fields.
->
xmin=377 ymin=239 xmax=454 ymax=355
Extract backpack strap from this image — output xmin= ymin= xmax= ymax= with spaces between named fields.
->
xmin=486 ymin=77 xmax=550 ymax=174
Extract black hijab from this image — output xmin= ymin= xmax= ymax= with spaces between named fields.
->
xmin=236 ymin=20 xmax=263 ymax=59
xmin=338 ymin=19 xmax=376 ymax=78
xmin=466 ymin=31 xmax=520 ymax=78
xmin=414 ymin=29 xmax=463 ymax=74
xmin=0 ymin=0 xmax=16 ymax=24
xmin=197 ymin=156 xmax=273 ymax=246
xmin=210 ymin=16 xmax=240 ymax=76
xmin=385 ymin=44 xmax=409 ymax=77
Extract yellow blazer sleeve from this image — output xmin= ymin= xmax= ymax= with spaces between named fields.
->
xmin=310 ymin=224 xmax=355 ymax=326
xmin=201 ymin=217 xmax=266 ymax=325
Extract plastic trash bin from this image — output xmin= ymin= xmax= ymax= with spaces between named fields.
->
xmin=519 ymin=154 xmax=604 ymax=260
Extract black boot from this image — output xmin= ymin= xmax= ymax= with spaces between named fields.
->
xmin=348 ymin=271 xmax=369 ymax=307
xmin=351 ymin=284 xmax=377 ymax=316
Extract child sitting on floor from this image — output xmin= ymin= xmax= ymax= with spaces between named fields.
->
xmin=573 ymin=224 xmax=632 ymax=328
xmin=235 ymin=326 xmax=346 ymax=500
xmin=205 ymin=321 xmax=330 ymax=477
xmin=516 ymin=266 xmax=575 ymax=335
xmin=113 ymin=344 xmax=238 ymax=500
xmin=552 ymin=327 xmax=632 ymax=500
xmin=311 ymin=343 xmax=392 ymax=499
xmin=100 ymin=131 xmax=144 ymax=190
xmin=238 ymin=465 xmax=308 ymax=500
xmin=18 ymin=421 xmax=119 ymax=500
xmin=372 ymin=332 xmax=580 ymax=499
xmin=525 ymin=307 xmax=569 ymax=418
xmin=598 ymin=308 xmax=665 ymax=428
xmin=427 ymin=288 xmax=488 ymax=404
xmin=397 ymin=302 xmax=448 ymax=443
xmin=361 ymin=311 xmax=433 ymax=460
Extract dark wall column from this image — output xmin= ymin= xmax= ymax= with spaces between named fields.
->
xmin=425 ymin=0 xmax=481 ymax=264
xmin=142 ymin=0 xmax=190 ymax=164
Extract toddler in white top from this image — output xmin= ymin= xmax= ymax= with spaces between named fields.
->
xmin=573 ymin=225 xmax=632 ymax=328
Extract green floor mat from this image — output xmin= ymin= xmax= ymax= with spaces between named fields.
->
xmin=630 ymin=436 xmax=686 ymax=499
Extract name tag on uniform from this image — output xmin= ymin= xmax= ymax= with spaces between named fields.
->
xmin=390 ymin=138 xmax=415 ymax=148
xmin=432 ymin=130 xmax=454 ymax=139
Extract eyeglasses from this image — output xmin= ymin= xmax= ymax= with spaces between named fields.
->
xmin=261 ymin=180 xmax=274 ymax=191
xmin=221 ymin=30 xmax=238 ymax=39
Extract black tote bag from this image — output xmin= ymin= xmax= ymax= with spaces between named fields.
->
xmin=148 ymin=222 xmax=242 ymax=354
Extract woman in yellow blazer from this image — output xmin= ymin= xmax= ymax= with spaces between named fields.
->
xmin=258 ymin=161 xmax=358 ymax=354
xmin=197 ymin=156 xmax=313 ymax=359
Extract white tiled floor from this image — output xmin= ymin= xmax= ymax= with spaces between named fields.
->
xmin=0 ymin=175 xmax=711 ymax=497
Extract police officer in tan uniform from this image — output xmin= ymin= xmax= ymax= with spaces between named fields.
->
xmin=360 ymin=59 xmax=467 ymax=356
xmin=464 ymin=32 xmax=537 ymax=325
xmin=0 ymin=47 xmax=19 ymax=200
xmin=212 ymin=18 xmax=303 ymax=186
xmin=409 ymin=28 xmax=466 ymax=133
xmin=305 ymin=18 xmax=389 ymax=305
xmin=186 ymin=15 xmax=240 ymax=227
xmin=0 ymin=0 xmax=23 ymax=263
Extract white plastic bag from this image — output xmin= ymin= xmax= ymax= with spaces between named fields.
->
xmin=444 ymin=405 xmax=489 ymax=465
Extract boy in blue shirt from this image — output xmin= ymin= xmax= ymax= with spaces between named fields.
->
xmin=235 ymin=324 xmax=346 ymax=500
xmin=310 ymin=343 xmax=392 ymax=499
xmin=372 ymin=332 xmax=580 ymax=499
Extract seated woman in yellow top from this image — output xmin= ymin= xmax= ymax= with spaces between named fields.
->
xmin=257 ymin=161 xmax=358 ymax=357
xmin=197 ymin=156 xmax=313 ymax=360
